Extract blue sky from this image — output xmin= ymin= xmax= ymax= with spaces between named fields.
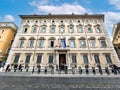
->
xmin=0 ymin=0 xmax=120 ymax=37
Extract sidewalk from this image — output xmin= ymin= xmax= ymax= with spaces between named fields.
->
xmin=0 ymin=71 xmax=120 ymax=77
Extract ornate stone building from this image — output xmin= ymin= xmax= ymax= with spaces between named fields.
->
xmin=0 ymin=22 xmax=17 ymax=62
xmin=112 ymin=22 xmax=120 ymax=60
xmin=6 ymin=14 xmax=119 ymax=70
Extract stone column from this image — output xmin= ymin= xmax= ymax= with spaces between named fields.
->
xmin=67 ymin=52 xmax=71 ymax=69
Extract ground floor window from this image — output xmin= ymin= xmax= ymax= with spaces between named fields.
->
xmin=72 ymin=54 xmax=77 ymax=63
xmin=94 ymin=54 xmax=100 ymax=64
xmin=14 ymin=54 xmax=20 ymax=63
xmin=25 ymin=54 xmax=31 ymax=63
xmin=37 ymin=54 xmax=42 ymax=63
xmin=48 ymin=55 xmax=53 ymax=63
xmin=105 ymin=54 xmax=112 ymax=64
xmin=83 ymin=54 xmax=89 ymax=64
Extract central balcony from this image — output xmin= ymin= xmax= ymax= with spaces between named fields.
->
xmin=54 ymin=47 xmax=70 ymax=51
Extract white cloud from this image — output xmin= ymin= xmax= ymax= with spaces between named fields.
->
xmin=109 ymin=0 xmax=120 ymax=9
xmin=29 ymin=0 xmax=90 ymax=14
xmin=29 ymin=0 xmax=50 ymax=6
xmin=37 ymin=4 xmax=88 ymax=14
xmin=102 ymin=12 xmax=120 ymax=36
xmin=4 ymin=15 xmax=15 ymax=22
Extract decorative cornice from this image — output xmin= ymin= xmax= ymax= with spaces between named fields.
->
xmin=19 ymin=14 xmax=104 ymax=21
xmin=0 ymin=22 xmax=18 ymax=31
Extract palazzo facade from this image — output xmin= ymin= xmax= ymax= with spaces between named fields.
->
xmin=6 ymin=14 xmax=120 ymax=70
xmin=112 ymin=22 xmax=120 ymax=60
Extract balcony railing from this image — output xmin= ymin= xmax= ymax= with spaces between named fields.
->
xmin=54 ymin=47 xmax=70 ymax=51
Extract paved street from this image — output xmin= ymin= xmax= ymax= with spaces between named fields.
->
xmin=0 ymin=75 xmax=120 ymax=90
xmin=0 ymin=70 xmax=120 ymax=90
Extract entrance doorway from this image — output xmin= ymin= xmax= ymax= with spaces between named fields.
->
xmin=59 ymin=54 xmax=66 ymax=70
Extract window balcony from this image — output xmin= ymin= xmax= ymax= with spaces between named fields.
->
xmin=54 ymin=46 xmax=70 ymax=51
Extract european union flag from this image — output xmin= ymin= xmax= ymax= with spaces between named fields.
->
xmin=63 ymin=37 xmax=66 ymax=48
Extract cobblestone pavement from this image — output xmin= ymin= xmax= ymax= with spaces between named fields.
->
xmin=0 ymin=71 xmax=120 ymax=90
xmin=0 ymin=70 xmax=120 ymax=90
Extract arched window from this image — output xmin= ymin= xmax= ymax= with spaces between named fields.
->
xmin=79 ymin=37 xmax=86 ymax=48
xmin=77 ymin=25 xmax=83 ymax=33
xmin=98 ymin=37 xmax=107 ymax=47
xmin=23 ymin=25 xmax=29 ymax=33
xmin=38 ymin=37 xmax=45 ymax=48
xmin=18 ymin=37 xmax=26 ymax=48
xmin=69 ymin=25 xmax=74 ymax=33
xmin=28 ymin=37 xmax=35 ymax=48
xmin=41 ymin=25 xmax=46 ymax=33
xmin=49 ymin=37 xmax=56 ymax=48
xmin=69 ymin=37 xmax=75 ymax=47
xmin=59 ymin=25 xmax=65 ymax=33
xmin=32 ymin=26 xmax=37 ymax=33
xmin=87 ymin=25 xmax=93 ymax=33
xmin=88 ymin=37 xmax=96 ymax=47
xmin=95 ymin=25 xmax=101 ymax=33
xmin=50 ymin=25 xmax=55 ymax=33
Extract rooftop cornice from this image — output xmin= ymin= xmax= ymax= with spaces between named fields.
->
xmin=112 ymin=22 xmax=120 ymax=42
xmin=19 ymin=14 xmax=104 ymax=20
xmin=0 ymin=22 xmax=18 ymax=31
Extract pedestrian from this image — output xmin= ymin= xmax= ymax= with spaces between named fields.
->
xmin=32 ymin=66 xmax=35 ymax=74
xmin=19 ymin=64 xmax=22 ymax=72
xmin=5 ymin=64 xmax=10 ymax=72
xmin=14 ymin=64 xmax=18 ymax=72
xmin=45 ymin=67 xmax=47 ymax=74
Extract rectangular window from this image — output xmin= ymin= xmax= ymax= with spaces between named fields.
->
xmin=39 ymin=40 xmax=44 ymax=48
xmin=19 ymin=40 xmax=24 ymax=48
xmin=72 ymin=55 xmax=77 ymax=63
xmin=61 ymin=39 xmax=64 ymax=47
xmin=105 ymin=54 xmax=112 ymax=64
xmin=32 ymin=27 xmax=37 ymax=33
xmin=37 ymin=55 xmax=42 ymax=63
xmin=80 ymin=40 xmax=86 ymax=48
xmin=50 ymin=27 xmax=55 ymax=33
xmin=60 ymin=27 xmax=64 ymax=33
xmin=90 ymin=40 xmax=95 ymax=47
xmin=101 ymin=40 xmax=107 ymax=47
xmin=69 ymin=27 xmax=74 ymax=33
xmin=25 ymin=54 xmax=31 ymax=63
xmin=29 ymin=40 xmax=34 ymax=48
xmin=50 ymin=41 xmax=54 ymax=47
xmin=94 ymin=55 xmax=100 ymax=63
xmin=88 ymin=27 xmax=93 ymax=33
xmin=78 ymin=27 xmax=83 ymax=33
xmin=83 ymin=55 xmax=89 ymax=64
xmin=6 ymin=48 xmax=10 ymax=54
xmin=23 ymin=28 xmax=28 ymax=33
xmin=70 ymin=40 xmax=75 ymax=47
xmin=41 ymin=27 xmax=46 ymax=33
xmin=96 ymin=27 xmax=101 ymax=33
xmin=14 ymin=54 xmax=20 ymax=63
xmin=48 ymin=55 xmax=53 ymax=63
